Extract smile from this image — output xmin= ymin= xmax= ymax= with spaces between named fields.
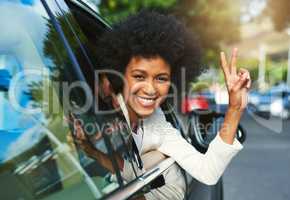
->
xmin=136 ymin=96 xmax=157 ymax=107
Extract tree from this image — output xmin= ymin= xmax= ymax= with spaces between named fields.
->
xmin=98 ymin=0 xmax=241 ymax=66
xmin=98 ymin=0 xmax=177 ymax=23
xmin=173 ymin=0 xmax=241 ymax=65
xmin=265 ymin=0 xmax=290 ymax=31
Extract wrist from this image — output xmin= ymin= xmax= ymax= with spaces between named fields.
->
xmin=219 ymin=106 xmax=244 ymax=144
xmin=228 ymin=105 xmax=244 ymax=113
xmin=226 ymin=106 xmax=244 ymax=119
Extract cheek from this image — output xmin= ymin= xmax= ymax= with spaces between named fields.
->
xmin=154 ymin=84 xmax=170 ymax=106
xmin=122 ymin=77 xmax=136 ymax=98
xmin=158 ymin=83 xmax=170 ymax=97
xmin=122 ymin=80 xmax=144 ymax=106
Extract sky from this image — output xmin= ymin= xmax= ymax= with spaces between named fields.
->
xmin=240 ymin=0 xmax=267 ymax=23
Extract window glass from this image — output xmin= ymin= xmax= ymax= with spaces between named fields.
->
xmin=48 ymin=0 xmax=141 ymax=184
xmin=0 ymin=1 xmax=120 ymax=199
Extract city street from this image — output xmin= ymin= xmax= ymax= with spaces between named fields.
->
xmin=224 ymin=113 xmax=290 ymax=200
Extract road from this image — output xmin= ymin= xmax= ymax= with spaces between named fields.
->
xmin=223 ymin=112 xmax=290 ymax=200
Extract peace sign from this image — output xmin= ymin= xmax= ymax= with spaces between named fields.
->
xmin=220 ymin=48 xmax=251 ymax=111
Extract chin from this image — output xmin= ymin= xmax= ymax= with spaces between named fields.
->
xmin=129 ymin=97 xmax=162 ymax=118
xmin=135 ymin=108 xmax=155 ymax=118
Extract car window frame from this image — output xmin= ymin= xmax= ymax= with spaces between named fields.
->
xmin=47 ymin=0 xmax=143 ymax=188
xmin=43 ymin=0 xmax=186 ymax=199
xmin=50 ymin=0 xmax=145 ymax=184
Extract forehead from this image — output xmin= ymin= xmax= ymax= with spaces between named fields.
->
xmin=126 ymin=56 xmax=171 ymax=74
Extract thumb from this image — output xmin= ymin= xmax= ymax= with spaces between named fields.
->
xmin=232 ymin=74 xmax=247 ymax=92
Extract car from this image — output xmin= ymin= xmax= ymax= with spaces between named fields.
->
xmin=248 ymin=90 xmax=271 ymax=118
xmin=181 ymin=94 xmax=210 ymax=114
xmin=269 ymin=83 xmax=290 ymax=119
xmin=181 ymin=91 xmax=218 ymax=114
xmin=0 ymin=0 xmax=246 ymax=200
xmin=248 ymin=83 xmax=290 ymax=119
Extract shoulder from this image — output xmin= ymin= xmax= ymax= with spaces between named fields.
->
xmin=143 ymin=107 xmax=167 ymax=128
xmin=143 ymin=108 xmax=180 ymax=137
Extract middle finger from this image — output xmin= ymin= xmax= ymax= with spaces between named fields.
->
xmin=230 ymin=48 xmax=238 ymax=75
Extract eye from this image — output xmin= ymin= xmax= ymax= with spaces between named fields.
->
xmin=156 ymin=76 xmax=169 ymax=83
xmin=133 ymin=74 xmax=145 ymax=81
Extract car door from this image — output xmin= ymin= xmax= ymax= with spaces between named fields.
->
xmin=0 ymin=1 xmax=130 ymax=199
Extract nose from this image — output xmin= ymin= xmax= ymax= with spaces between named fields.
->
xmin=143 ymin=80 xmax=157 ymax=96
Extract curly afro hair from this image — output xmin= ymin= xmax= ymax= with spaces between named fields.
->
xmin=96 ymin=10 xmax=203 ymax=97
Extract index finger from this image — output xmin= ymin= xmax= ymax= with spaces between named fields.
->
xmin=220 ymin=51 xmax=230 ymax=76
xmin=74 ymin=124 xmax=86 ymax=140
xmin=230 ymin=48 xmax=238 ymax=75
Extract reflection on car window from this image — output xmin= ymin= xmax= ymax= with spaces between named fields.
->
xmin=0 ymin=1 xmax=121 ymax=199
xmin=51 ymin=0 xmax=141 ymax=184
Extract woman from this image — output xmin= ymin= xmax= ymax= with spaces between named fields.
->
xmin=75 ymin=10 xmax=251 ymax=200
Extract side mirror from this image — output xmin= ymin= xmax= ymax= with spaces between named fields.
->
xmin=0 ymin=69 xmax=11 ymax=91
xmin=188 ymin=109 xmax=246 ymax=153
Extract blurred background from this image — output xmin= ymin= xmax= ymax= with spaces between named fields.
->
xmin=1 ymin=0 xmax=289 ymax=199
xmin=85 ymin=0 xmax=290 ymax=199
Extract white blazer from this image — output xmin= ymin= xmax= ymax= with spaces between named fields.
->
xmin=117 ymin=95 xmax=243 ymax=199
xmin=143 ymin=107 xmax=243 ymax=185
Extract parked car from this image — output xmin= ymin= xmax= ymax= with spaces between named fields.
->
xmin=248 ymin=83 xmax=290 ymax=119
xmin=0 ymin=0 xmax=246 ymax=200
xmin=181 ymin=94 xmax=209 ymax=114
xmin=181 ymin=91 xmax=216 ymax=114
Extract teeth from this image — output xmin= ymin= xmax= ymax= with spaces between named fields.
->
xmin=140 ymin=97 xmax=154 ymax=101
xmin=137 ymin=96 xmax=155 ymax=106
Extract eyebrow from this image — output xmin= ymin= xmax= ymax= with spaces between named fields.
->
xmin=131 ymin=69 xmax=146 ymax=73
xmin=131 ymin=69 xmax=170 ymax=76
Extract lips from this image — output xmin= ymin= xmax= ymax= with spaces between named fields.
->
xmin=136 ymin=96 xmax=157 ymax=107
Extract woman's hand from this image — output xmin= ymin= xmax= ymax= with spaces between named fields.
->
xmin=219 ymin=48 xmax=251 ymax=144
xmin=220 ymin=48 xmax=251 ymax=111
xmin=70 ymin=115 xmax=100 ymax=155
xmin=69 ymin=114 xmax=124 ymax=172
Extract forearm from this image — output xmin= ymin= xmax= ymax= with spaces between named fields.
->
xmin=83 ymin=145 xmax=124 ymax=173
xmin=219 ymin=107 xmax=243 ymax=145
xmin=158 ymin=127 xmax=243 ymax=185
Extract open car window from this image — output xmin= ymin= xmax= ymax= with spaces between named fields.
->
xmin=46 ymin=0 xmax=144 ymax=191
xmin=49 ymin=0 xmax=178 ymax=198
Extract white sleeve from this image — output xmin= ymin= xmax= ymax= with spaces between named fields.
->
xmin=157 ymin=122 xmax=243 ymax=185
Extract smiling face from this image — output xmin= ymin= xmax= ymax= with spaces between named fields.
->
xmin=123 ymin=56 xmax=171 ymax=123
